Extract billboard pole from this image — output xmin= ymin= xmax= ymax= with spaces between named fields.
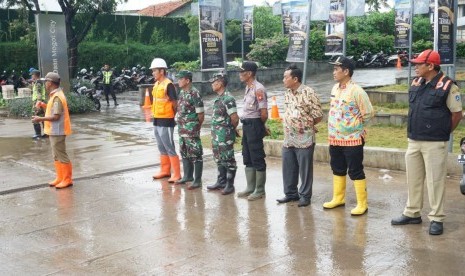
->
xmin=303 ymin=0 xmax=312 ymax=85
xmin=408 ymin=0 xmax=414 ymax=85
xmin=449 ymin=0 xmax=458 ymax=153
xmin=343 ymin=0 xmax=347 ymax=56
xmin=221 ymin=0 xmax=227 ymax=71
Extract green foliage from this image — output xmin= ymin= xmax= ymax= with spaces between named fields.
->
xmin=265 ymin=119 xmax=284 ymax=140
xmin=348 ymin=10 xmax=395 ymax=36
xmin=6 ymin=8 xmax=35 ymax=44
xmin=347 ymin=33 xmax=394 ymax=57
xmin=412 ymin=39 xmax=433 ymax=53
xmin=77 ymin=41 xmax=196 ymax=75
xmin=81 ymin=13 xmax=189 ymax=45
xmin=226 ymin=20 xmax=242 ymax=51
xmin=171 ymin=60 xmax=201 ymax=71
xmin=247 ymin=35 xmax=288 ymax=66
xmin=308 ymin=30 xmax=326 ymax=61
xmin=253 ymin=6 xmax=282 ymax=39
xmin=66 ymin=92 xmax=97 ymax=114
xmin=412 ymin=15 xmax=432 ymax=42
xmin=185 ymin=15 xmax=200 ymax=56
xmin=6 ymin=98 xmax=32 ymax=117
xmin=0 ymin=41 xmax=37 ymax=71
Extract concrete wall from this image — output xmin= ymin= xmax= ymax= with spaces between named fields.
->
xmin=264 ymin=140 xmax=463 ymax=176
xmin=191 ymin=61 xmax=333 ymax=96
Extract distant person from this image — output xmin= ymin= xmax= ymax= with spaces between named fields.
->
xmin=150 ymin=58 xmax=181 ymax=183
xmin=323 ymin=56 xmax=374 ymax=216
xmin=102 ymin=64 xmax=118 ymax=106
xmin=30 ymin=69 xmax=46 ymax=139
xmin=276 ymin=64 xmax=323 ymax=207
xmin=391 ymin=49 xmax=463 ymax=235
xmin=206 ymin=73 xmax=239 ymax=195
xmin=174 ymin=70 xmax=205 ymax=190
xmin=31 ymin=72 xmax=73 ymax=189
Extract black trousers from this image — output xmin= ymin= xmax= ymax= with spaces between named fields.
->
xmin=329 ymin=144 xmax=365 ymax=180
xmin=241 ymin=118 xmax=266 ymax=171
xmin=103 ymin=84 xmax=116 ymax=103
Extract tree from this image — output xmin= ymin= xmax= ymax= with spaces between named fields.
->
xmin=0 ymin=0 xmax=126 ymax=76
xmin=365 ymin=0 xmax=390 ymax=11
xmin=253 ymin=6 xmax=281 ymax=39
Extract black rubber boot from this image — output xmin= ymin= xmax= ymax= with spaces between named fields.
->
xmin=207 ymin=166 xmax=227 ymax=190
xmin=175 ymin=159 xmax=194 ymax=184
xmin=188 ymin=161 xmax=203 ymax=190
xmin=221 ymin=168 xmax=236 ymax=195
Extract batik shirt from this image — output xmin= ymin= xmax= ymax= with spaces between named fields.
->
xmin=328 ymin=80 xmax=374 ymax=146
xmin=283 ymin=84 xmax=323 ymax=148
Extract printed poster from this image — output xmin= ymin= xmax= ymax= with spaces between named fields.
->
xmin=243 ymin=6 xmax=254 ymax=41
xmin=199 ymin=0 xmax=224 ymax=70
xmin=286 ymin=0 xmax=309 ymax=62
xmin=325 ymin=0 xmax=345 ymax=56
xmin=394 ymin=0 xmax=411 ymax=48
xmin=435 ymin=0 xmax=455 ymax=65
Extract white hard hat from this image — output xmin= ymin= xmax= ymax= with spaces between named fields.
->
xmin=150 ymin=58 xmax=167 ymax=69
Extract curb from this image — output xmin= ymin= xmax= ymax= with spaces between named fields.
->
xmin=264 ymin=140 xmax=463 ymax=177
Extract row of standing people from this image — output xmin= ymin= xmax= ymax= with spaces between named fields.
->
xmin=32 ymin=49 xmax=462 ymax=237
xmin=147 ymin=50 xmax=463 ymax=236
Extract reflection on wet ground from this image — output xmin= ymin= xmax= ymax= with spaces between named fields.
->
xmin=1 ymin=158 xmax=465 ymax=274
xmin=3 ymin=67 xmax=465 ymax=273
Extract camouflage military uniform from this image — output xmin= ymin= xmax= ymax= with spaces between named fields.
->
xmin=176 ymin=86 xmax=204 ymax=162
xmin=211 ymin=91 xmax=237 ymax=169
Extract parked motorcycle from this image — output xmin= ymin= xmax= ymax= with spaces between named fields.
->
xmin=386 ymin=50 xmax=409 ymax=67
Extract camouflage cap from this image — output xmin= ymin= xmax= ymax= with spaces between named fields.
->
xmin=175 ymin=70 xmax=193 ymax=80
xmin=208 ymin=72 xmax=228 ymax=83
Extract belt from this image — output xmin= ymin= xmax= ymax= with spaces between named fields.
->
xmin=241 ymin=118 xmax=261 ymax=125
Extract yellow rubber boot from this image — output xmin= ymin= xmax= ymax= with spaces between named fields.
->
xmin=153 ymin=155 xmax=171 ymax=179
xmin=49 ymin=161 xmax=63 ymax=186
xmin=56 ymin=162 xmax=73 ymax=189
xmin=351 ymin=179 xmax=368 ymax=216
xmin=167 ymin=155 xmax=182 ymax=183
xmin=323 ymin=175 xmax=346 ymax=209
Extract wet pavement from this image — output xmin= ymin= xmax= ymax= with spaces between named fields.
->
xmin=2 ymin=67 xmax=465 ymax=274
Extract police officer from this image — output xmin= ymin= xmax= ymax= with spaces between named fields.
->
xmin=237 ymin=61 xmax=268 ymax=201
xmin=206 ymin=73 xmax=239 ymax=195
xmin=30 ymin=69 xmax=46 ymax=139
xmin=174 ymin=70 xmax=205 ymax=190
xmin=391 ymin=49 xmax=463 ymax=235
xmin=102 ymin=64 xmax=118 ymax=106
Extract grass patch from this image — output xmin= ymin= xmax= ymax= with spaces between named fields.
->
xmin=373 ymin=84 xmax=408 ymax=92
xmin=263 ymin=120 xmax=465 ymax=154
xmin=375 ymin=83 xmax=465 ymax=94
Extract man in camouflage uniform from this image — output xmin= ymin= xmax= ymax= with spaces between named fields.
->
xmin=30 ymin=69 xmax=47 ymax=139
xmin=174 ymin=70 xmax=205 ymax=190
xmin=206 ymin=73 xmax=239 ymax=195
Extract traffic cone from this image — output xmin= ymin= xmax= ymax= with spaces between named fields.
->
xmin=142 ymin=88 xmax=152 ymax=109
xmin=144 ymin=108 xmax=152 ymax=123
xmin=396 ymin=56 xmax=402 ymax=70
xmin=270 ymin=96 xmax=281 ymax=120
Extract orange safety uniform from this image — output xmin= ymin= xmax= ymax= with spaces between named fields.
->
xmin=44 ymin=88 xmax=72 ymax=136
xmin=152 ymin=78 xmax=175 ymax=119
